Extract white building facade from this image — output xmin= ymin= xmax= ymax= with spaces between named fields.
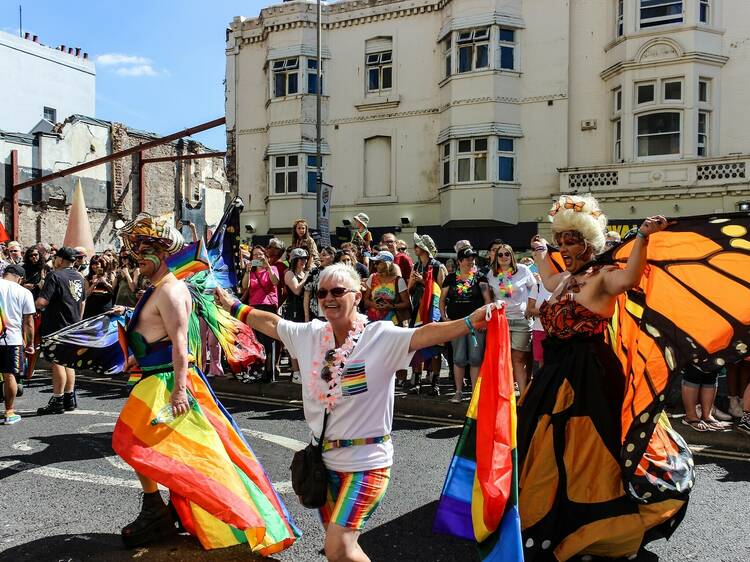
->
xmin=0 ymin=31 xmax=95 ymax=133
xmin=226 ymin=0 xmax=750 ymax=249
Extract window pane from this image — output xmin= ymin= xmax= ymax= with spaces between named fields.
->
xmin=500 ymin=46 xmax=514 ymax=70
xmin=698 ymin=112 xmax=707 ymax=133
xmin=272 ymin=60 xmax=285 ymax=70
xmin=445 ymin=54 xmax=452 ymax=77
xmin=274 ymin=73 xmax=286 ymax=97
xmin=380 ymin=51 xmax=392 ymax=63
xmin=637 ymin=113 xmax=681 ymax=156
xmin=615 ymin=89 xmax=622 ymax=111
xmin=382 ymin=66 xmax=393 ymax=89
xmin=474 ymin=138 xmax=488 ymax=151
xmin=289 ymin=155 xmax=298 ymax=167
xmin=368 ymin=68 xmax=379 ymax=90
xmin=458 ymin=158 xmax=471 ymax=181
xmin=474 ymin=157 xmax=487 ymax=181
xmin=275 ymin=172 xmax=286 ymax=194
xmin=286 ymin=58 xmax=299 ymax=69
xmin=458 ymin=46 xmax=472 ymax=72
xmin=288 ymin=73 xmax=298 ymax=94
xmin=308 ymin=155 xmax=319 ymax=166
xmin=499 ymin=156 xmax=514 ymax=181
xmin=699 ymin=81 xmax=708 ymax=102
xmin=366 ymin=54 xmax=379 ymax=65
xmin=499 ymin=138 xmax=514 ymax=152
xmin=475 ymin=44 xmax=489 ymax=69
xmin=637 ymin=83 xmax=655 ymax=104
xmin=457 ymin=31 xmax=473 ymax=43
xmin=700 ymin=3 xmax=709 ymax=23
xmin=287 ymin=171 xmax=298 ymax=193
xmin=308 ymin=73 xmax=319 ymax=94
xmin=443 ymin=143 xmax=450 ymax=157
xmin=275 ymin=156 xmax=286 ymax=167
xmin=474 ymin=28 xmax=490 ymax=40
xmin=307 ymin=58 xmax=318 ymax=70
xmin=664 ymin=81 xmax=681 ymax=100
xmin=458 ymin=140 xmax=472 ymax=153
xmin=499 ymin=29 xmax=515 ymax=42
xmin=443 ymin=161 xmax=450 ymax=185
xmin=637 ymin=112 xmax=680 ymax=135
xmin=307 ymin=171 xmax=318 ymax=193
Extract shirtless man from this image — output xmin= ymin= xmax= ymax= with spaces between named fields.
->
xmin=113 ymin=216 xmax=192 ymax=546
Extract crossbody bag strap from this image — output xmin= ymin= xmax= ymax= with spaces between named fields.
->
xmin=317 ymin=409 xmax=330 ymax=452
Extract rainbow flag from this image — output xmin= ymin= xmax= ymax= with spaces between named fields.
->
xmin=112 ymin=365 xmax=299 ymax=553
xmin=207 ymin=197 xmax=244 ymax=291
xmin=433 ymin=307 xmax=523 ymax=562
xmin=410 ymin=263 xmax=442 ymax=364
xmin=166 ymin=239 xmax=210 ymax=280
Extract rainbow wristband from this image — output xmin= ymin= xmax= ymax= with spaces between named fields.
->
xmin=231 ymin=301 xmax=253 ymax=323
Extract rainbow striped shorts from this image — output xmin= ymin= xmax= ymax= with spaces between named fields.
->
xmin=319 ymin=467 xmax=391 ymax=530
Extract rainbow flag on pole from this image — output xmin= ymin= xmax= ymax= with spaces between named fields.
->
xmin=433 ymin=306 xmax=523 ymax=561
xmin=410 ymin=263 xmax=442 ymax=364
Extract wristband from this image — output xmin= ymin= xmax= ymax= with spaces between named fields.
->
xmin=636 ymin=230 xmax=648 ymax=240
xmin=230 ymin=301 xmax=253 ymax=323
xmin=464 ymin=316 xmax=478 ymax=347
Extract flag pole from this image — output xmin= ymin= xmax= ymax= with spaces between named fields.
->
xmin=316 ymin=0 xmax=323 ymax=233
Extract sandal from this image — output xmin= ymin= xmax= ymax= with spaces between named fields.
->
xmin=681 ymin=418 xmax=709 ymax=432
xmin=703 ymin=418 xmax=732 ymax=431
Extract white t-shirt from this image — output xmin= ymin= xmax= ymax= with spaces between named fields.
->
xmin=277 ymin=319 xmax=416 ymax=472
xmin=487 ymin=264 xmax=536 ymax=320
xmin=528 ymin=282 xmax=552 ymax=332
xmin=0 ymin=278 xmax=36 ymax=346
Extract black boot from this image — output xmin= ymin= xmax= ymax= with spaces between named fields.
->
xmin=37 ymin=395 xmax=64 ymax=415
xmin=63 ymin=390 xmax=77 ymax=412
xmin=121 ymin=491 xmax=176 ymax=548
xmin=425 ymin=372 xmax=441 ymax=396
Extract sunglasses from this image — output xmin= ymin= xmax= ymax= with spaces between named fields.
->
xmin=321 ymin=349 xmax=336 ymax=382
xmin=316 ymin=286 xmax=356 ymax=299
xmin=498 ymin=252 xmax=512 ymax=258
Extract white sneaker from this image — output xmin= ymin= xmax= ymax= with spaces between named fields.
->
xmin=729 ymin=396 xmax=744 ymax=418
xmin=450 ymin=391 xmax=462 ymax=403
xmin=291 ymin=371 xmax=302 ymax=384
xmin=713 ymin=407 xmax=733 ymax=422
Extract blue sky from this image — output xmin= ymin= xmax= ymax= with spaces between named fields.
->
xmin=2 ymin=1 xmax=274 ymax=150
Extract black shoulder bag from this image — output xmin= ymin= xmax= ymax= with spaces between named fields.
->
xmin=290 ymin=409 xmax=330 ymax=508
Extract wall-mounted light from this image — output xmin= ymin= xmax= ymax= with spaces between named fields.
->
xmin=737 ymin=201 xmax=750 ymax=213
xmin=400 ymin=217 xmax=411 ymax=226
xmin=342 ymin=218 xmax=352 ymax=227
xmin=629 ymin=205 xmax=636 ymax=214
xmin=245 ymin=224 xmax=255 ymax=233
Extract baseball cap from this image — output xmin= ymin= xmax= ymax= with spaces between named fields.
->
xmin=4 ymin=264 xmax=25 ymax=278
xmin=55 ymin=246 xmax=77 ymax=262
xmin=370 ymin=250 xmax=394 ymax=263
xmin=457 ymin=247 xmax=478 ymax=261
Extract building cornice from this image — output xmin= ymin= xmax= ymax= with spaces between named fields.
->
xmin=600 ymin=51 xmax=729 ymax=81
xmin=437 ymin=123 xmax=523 ymax=144
xmin=437 ymin=12 xmax=525 ymax=41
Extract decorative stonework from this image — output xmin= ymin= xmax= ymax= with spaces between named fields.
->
xmin=568 ymin=171 xmax=619 ymax=190
xmin=697 ymin=162 xmax=746 ymax=182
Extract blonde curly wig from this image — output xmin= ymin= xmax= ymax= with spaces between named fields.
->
xmin=548 ymin=194 xmax=608 ymax=254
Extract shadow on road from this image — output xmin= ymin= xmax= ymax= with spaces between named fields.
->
xmin=0 ymin=532 xmax=277 ymax=562
xmin=696 ymin=456 xmax=750 ymax=483
xmin=359 ymin=500 xmax=479 ymax=562
xmin=424 ymin=426 xmax=463 ymax=440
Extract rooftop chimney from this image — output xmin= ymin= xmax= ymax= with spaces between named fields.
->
xmin=83 ymin=52 xmax=88 ymax=59
xmin=75 ymin=47 xmax=81 ymax=56
xmin=32 ymin=35 xmax=38 ymax=42
xmin=24 ymin=32 xmax=30 ymax=39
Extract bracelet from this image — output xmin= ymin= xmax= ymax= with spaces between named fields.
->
xmin=636 ymin=230 xmax=649 ymax=240
xmin=463 ymin=316 xmax=478 ymax=347
xmin=230 ymin=301 xmax=253 ymax=323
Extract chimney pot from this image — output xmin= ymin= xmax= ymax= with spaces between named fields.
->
xmin=75 ymin=47 xmax=81 ymax=56
xmin=32 ymin=35 xmax=38 ymax=42
xmin=24 ymin=32 xmax=30 ymax=39
xmin=60 ymin=44 xmax=66 ymax=51
xmin=68 ymin=47 xmax=74 ymax=54
xmin=83 ymin=52 xmax=88 ymax=59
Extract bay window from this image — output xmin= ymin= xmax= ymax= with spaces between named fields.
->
xmin=457 ymin=28 xmax=490 ymax=73
xmin=273 ymin=155 xmax=298 ymax=194
xmin=457 ymin=138 xmax=488 ymax=182
xmin=272 ymin=58 xmax=299 ymax=98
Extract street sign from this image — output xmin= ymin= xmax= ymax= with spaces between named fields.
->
xmin=318 ymin=181 xmax=333 ymax=247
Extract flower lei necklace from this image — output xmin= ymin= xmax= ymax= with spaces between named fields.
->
xmin=496 ymin=268 xmax=513 ymax=298
xmin=308 ymin=314 xmax=367 ymax=412
xmin=455 ymin=270 xmax=476 ymax=297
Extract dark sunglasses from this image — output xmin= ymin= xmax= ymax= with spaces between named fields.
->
xmin=497 ymin=252 xmax=512 ymax=258
xmin=321 ymin=349 xmax=336 ymax=382
xmin=317 ymin=286 xmax=356 ymax=299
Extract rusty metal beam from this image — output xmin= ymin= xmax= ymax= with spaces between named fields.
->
xmin=138 ymin=149 xmax=145 ymax=214
xmin=141 ymin=151 xmax=225 ymax=164
xmin=12 ymin=117 xmax=226 ymax=192
xmin=10 ymin=149 xmax=19 ymax=240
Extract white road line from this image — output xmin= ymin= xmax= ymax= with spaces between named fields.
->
xmin=241 ymin=429 xmax=306 ymax=451
xmin=66 ymin=409 xmax=120 ymax=417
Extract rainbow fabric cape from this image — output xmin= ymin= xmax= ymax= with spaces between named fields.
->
xmin=112 ymin=365 xmax=299 ymax=553
xmin=166 ymin=238 xmax=210 ymax=280
xmin=433 ymin=307 xmax=523 ymax=561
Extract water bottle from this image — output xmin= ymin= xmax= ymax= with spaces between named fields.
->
xmin=150 ymin=395 xmax=195 ymax=426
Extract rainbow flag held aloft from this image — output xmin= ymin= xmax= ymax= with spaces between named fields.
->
xmin=410 ymin=262 xmax=442 ymax=364
xmin=166 ymin=238 xmax=210 ymax=280
xmin=433 ymin=307 xmax=523 ymax=562
xmin=112 ymin=366 xmax=300 ymax=553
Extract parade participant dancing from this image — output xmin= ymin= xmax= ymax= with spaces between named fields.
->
xmin=112 ymin=214 xmax=298 ymax=554
xmin=519 ymin=194 xmax=690 ymax=560
xmin=215 ymin=263 xmax=490 ymax=562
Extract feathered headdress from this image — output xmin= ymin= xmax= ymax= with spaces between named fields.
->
xmin=117 ymin=213 xmax=185 ymax=256
xmin=548 ymin=194 xmax=608 ymax=254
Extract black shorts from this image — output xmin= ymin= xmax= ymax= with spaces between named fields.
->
xmin=0 ymin=345 xmax=25 ymax=377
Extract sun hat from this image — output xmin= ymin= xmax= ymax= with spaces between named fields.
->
xmin=353 ymin=213 xmax=370 ymax=227
xmin=289 ymin=248 xmax=309 ymax=261
xmin=413 ymin=233 xmax=437 ymax=257
xmin=370 ymin=250 xmax=394 ymax=263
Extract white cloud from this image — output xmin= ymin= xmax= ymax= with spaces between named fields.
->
xmin=115 ymin=64 xmax=158 ymax=77
xmin=96 ymin=53 xmax=151 ymax=66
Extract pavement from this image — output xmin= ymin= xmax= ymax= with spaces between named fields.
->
xmin=1 ymin=377 xmax=750 ymax=562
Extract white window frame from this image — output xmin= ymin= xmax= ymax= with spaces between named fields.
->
xmin=271 ymin=154 xmax=299 ymax=195
xmin=271 ymin=57 xmax=299 ymax=98
xmin=699 ymin=0 xmax=710 ymax=24
xmin=498 ymin=28 xmax=516 ymax=71
xmin=698 ymin=111 xmax=709 ymax=156
xmin=456 ymin=28 xmax=490 ymax=74
xmin=443 ymin=37 xmax=452 ymax=78
xmin=614 ymin=87 xmax=623 ymax=113
xmin=497 ymin=137 xmax=516 ymax=182
xmin=698 ymin=78 xmax=711 ymax=103
xmin=441 ymin=142 xmax=451 ymax=186
xmin=306 ymin=57 xmax=323 ymax=95
xmin=614 ymin=119 xmax=623 ymax=161
xmin=616 ymin=0 xmax=625 ymax=37
xmin=43 ymin=106 xmax=57 ymax=122
xmin=662 ymin=79 xmax=683 ymax=103
xmin=636 ymin=111 xmax=682 ymax=158
xmin=636 ymin=81 xmax=657 ymax=105
xmin=366 ymin=51 xmax=393 ymax=93
xmin=456 ymin=137 xmax=488 ymax=183
xmin=639 ymin=0 xmax=683 ymax=29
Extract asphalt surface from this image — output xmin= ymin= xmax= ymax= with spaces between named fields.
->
xmin=1 ymin=377 xmax=749 ymax=562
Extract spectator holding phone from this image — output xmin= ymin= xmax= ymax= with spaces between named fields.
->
xmin=114 ymin=248 xmax=140 ymax=307
xmin=83 ymin=255 xmax=115 ymax=318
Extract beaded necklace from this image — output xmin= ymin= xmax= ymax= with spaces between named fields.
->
xmin=307 ymin=314 xmax=368 ymax=412
xmin=454 ymin=270 xmax=476 ymax=297
xmin=495 ymin=267 xmax=514 ymax=298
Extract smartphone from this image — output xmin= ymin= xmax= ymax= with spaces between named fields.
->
xmin=250 ymin=259 xmax=263 ymax=267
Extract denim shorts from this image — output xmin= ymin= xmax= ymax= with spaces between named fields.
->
xmin=452 ymin=330 xmax=486 ymax=367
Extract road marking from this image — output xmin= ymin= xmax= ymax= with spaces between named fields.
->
xmin=241 ymin=429 xmax=306 ymax=451
xmin=0 ymin=459 xmax=142 ymax=488
xmin=66 ymin=409 xmax=119 ymax=417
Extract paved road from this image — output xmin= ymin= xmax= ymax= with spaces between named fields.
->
xmin=1 ymin=377 xmax=749 ymax=562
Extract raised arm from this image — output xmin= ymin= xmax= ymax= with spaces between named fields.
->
xmin=214 ymin=286 xmax=281 ymax=341
xmin=409 ymin=304 xmax=489 ymax=352
xmin=530 ymin=236 xmax=565 ymax=293
xmin=601 ymin=216 xmax=669 ymax=296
